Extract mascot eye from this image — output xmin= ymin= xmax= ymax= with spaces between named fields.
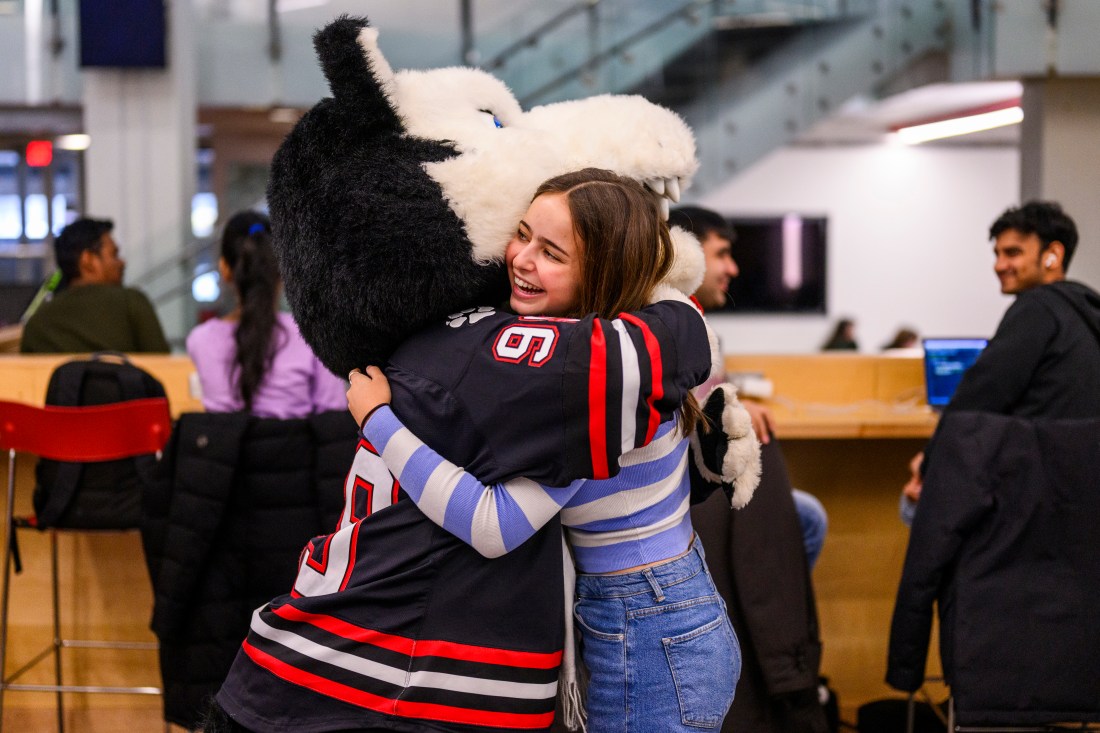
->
xmin=478 ymin=110 xmax=504 ymax=129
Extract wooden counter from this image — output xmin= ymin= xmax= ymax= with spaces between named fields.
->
xmin=725 ymin=353 xmax=944 ymax=718
xmin=726 ymin=353 xmax=937 ymax=439
xmin=0 ymin=354 xmax=202 ymax=417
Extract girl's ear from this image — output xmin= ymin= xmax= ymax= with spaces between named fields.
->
xmin=218 ymin=257 xmax=232 ymax=284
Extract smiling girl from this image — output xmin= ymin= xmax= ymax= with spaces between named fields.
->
xmin=349 ymin=168 xmax=740 ymax=732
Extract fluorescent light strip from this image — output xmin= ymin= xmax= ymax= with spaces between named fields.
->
xmin=781 ymin=213 xmax=803 ymax=291
xmin=55 ymin=134 xmax=91 ymax=151
xmin=897 ymin=106 xmax=1023 ymax=145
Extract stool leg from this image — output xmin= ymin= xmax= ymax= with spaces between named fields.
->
xmin=50 ymin=530 xmax=63 ymax=733
xmin=0 ymin=449 xmax=15 ymax=733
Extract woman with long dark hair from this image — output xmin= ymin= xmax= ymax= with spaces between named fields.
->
xmin=186 ymin=211 xmax=346 ymax=417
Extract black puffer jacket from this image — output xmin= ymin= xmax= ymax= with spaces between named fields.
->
xmin=888 ymin=411 xmax=1100 ymax=726
xmin=141 ymin=410 xmax=357 ymax=729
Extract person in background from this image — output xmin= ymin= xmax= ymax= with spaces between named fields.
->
xmin=186 ymin=211 xmax=347 ymax=418
xmin=670 ymin=204 xmax=830 ymax=733
xmin=821 ymin=317 xmax=858 ymax=351
xmin=899 ymin=200 xmax=1100 ymax=525
xmin=670 ymin=204 xmax=828 ymax=568
xmin=881 ymin=327 xmax=919 ymax=351
xmin=20 ymin=217 xmax=169 ymax=353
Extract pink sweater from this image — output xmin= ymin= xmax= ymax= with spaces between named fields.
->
xmin=186 ymin=312 xmax=347 ymax=419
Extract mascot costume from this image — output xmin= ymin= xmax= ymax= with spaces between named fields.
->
xmin=212 ymin=16 xmax=759 ymax=733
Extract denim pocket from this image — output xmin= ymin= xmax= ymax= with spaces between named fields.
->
xmin=663 ymin=612 xmax=739 ymax=728
xmin=574 ymin=600 xmax=625 ymax=642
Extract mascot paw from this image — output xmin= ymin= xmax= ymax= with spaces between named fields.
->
xmin=690 ymin=383 xmax=762 ymax=509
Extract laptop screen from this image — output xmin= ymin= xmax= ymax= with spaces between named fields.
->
xmin=922 ymin=338 xmax=989 ymax=409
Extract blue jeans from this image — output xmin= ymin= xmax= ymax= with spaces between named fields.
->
xmin=792 ymin=488 xmax=828 ymax=570
xmin=574 ymin=538 xmax=740 ymax=732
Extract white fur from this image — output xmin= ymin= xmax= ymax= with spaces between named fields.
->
xmin=690 ymin=384 xmax=762 ymax=509
xmin=360 ymin=36 xmax=703 ymax=294
xmin=666 ymin=226 xmax=705 ymax=299
xmin=357 ymin=27 xmax=397 ymax=103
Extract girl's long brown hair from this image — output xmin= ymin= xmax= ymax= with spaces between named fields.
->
xmin=533 ymin=168 xmax=705 ymax=434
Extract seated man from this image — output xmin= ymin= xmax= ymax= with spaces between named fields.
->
xmin=671 ymin=204 xmax=828 ymax=568
xmin=20 ymin=217 xmax=169 ymax=353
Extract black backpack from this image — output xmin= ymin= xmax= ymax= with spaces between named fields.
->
xmin=33 ymin=353 xmax=168 ymax=529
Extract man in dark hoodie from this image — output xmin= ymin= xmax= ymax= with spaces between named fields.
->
xmin=901 ymin=200 xmax=1100 ymax=520
xmin=887 ymin=203 xmax=1100 ymax=725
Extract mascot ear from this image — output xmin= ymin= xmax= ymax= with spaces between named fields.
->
xmin=268 ymin=15 xmax=508 ymax=375
xmin=313 ymin=15 xmax=401 ymax=133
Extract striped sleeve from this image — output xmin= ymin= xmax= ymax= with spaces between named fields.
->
xmin=362 ymin=405 xmax=584 ymax=557
xmin=561 ymin=299 xmax=711 ymax=482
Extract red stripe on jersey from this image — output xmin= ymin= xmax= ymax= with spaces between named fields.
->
xmin=243 ymin=642 xmax=557 ymax=729
xmin=243 ymin=640 xmax=397 ymax=714
xmin=395 ymin=697 xmax=555 ymax=730
xmin=619 ymin=313 xmax=663 ymax=445
xmin=271 ymin=604 xmax=563 ymax=668
xmin=588 ymin=319 xmax=609 ymax=479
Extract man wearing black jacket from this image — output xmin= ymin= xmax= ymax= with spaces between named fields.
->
xmin=888 ymin=201 xmax=1100 ymax=723
xmin=900 ymin=200 xmax=1100 ymax=510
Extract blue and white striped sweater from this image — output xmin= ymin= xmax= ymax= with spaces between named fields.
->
xmin=364 ymin=406 xmax=694 ymax=574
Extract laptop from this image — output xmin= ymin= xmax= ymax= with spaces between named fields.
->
xmin=922 ymin=337 xmax=989 ymax=410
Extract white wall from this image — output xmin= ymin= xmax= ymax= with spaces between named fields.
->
xmin=697 ymin=143 xmax=1021 ymax=354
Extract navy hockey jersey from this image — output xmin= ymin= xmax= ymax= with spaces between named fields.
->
xmin=216 ymin=299 xmax=710 ymax=732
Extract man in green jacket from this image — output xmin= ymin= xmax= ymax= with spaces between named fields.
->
xmin=20 ymin=217 xmax=169 ymax=353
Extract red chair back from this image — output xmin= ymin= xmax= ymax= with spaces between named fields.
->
xmin=0 ymin=398 xmax=171 ymax=462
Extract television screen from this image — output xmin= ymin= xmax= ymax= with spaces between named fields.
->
xmin=79 ymin=0 xmax=167 ymax=69
xmin=713 ymin=214 xmax=827 ymax=314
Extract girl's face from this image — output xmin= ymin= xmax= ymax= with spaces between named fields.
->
xmin=506 ymin=193 xmax=582 ymax=317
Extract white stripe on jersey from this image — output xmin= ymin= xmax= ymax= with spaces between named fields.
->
xmin=618 ymin=421 xmax=682 ymax=467
xmin=249 ymin=609 xmax=558 ymax=700
xmin=408 ymin=669 xmax=558 ymax=700
xmin=250 ymin=608 xmax=407 ymax=687
xmin=562 ymin=449 xmax=688 ymax=526
xmin=566 ymin=494 xmax=692 ymax=548
xmin=612 ymin=319 xmax=641 ymax=453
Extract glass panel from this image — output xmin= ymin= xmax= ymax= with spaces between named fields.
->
xmin=24 ymin=193 xmax=49 ymax=239
xmin=51 ymin=149 xmax=81 ymax=233
xmin=0 ymin=194 xmax=20 ymax=239
xmin=0 ymin=150 xmax=18 ymax=241
xmin=192 ymin=191 xmax=218 ymax=238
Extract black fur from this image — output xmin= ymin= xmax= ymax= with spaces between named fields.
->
xmin=268 ymin=16 xmax=507 ymax=375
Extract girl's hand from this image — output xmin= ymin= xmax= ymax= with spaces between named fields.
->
xmin=347 ymin=365 xmax=392 ymax=427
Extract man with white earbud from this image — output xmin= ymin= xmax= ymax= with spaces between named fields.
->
xmin=901 ymin=200 xmax=1100 ymax=520
xmin=887 ymin=207 xmax=1100 ymax=722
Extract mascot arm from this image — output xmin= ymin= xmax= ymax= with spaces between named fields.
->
xmin=688 ymin=383 xmax=761 ymax=509
xmin=362 ymin=404 xmax=582 ymax=558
